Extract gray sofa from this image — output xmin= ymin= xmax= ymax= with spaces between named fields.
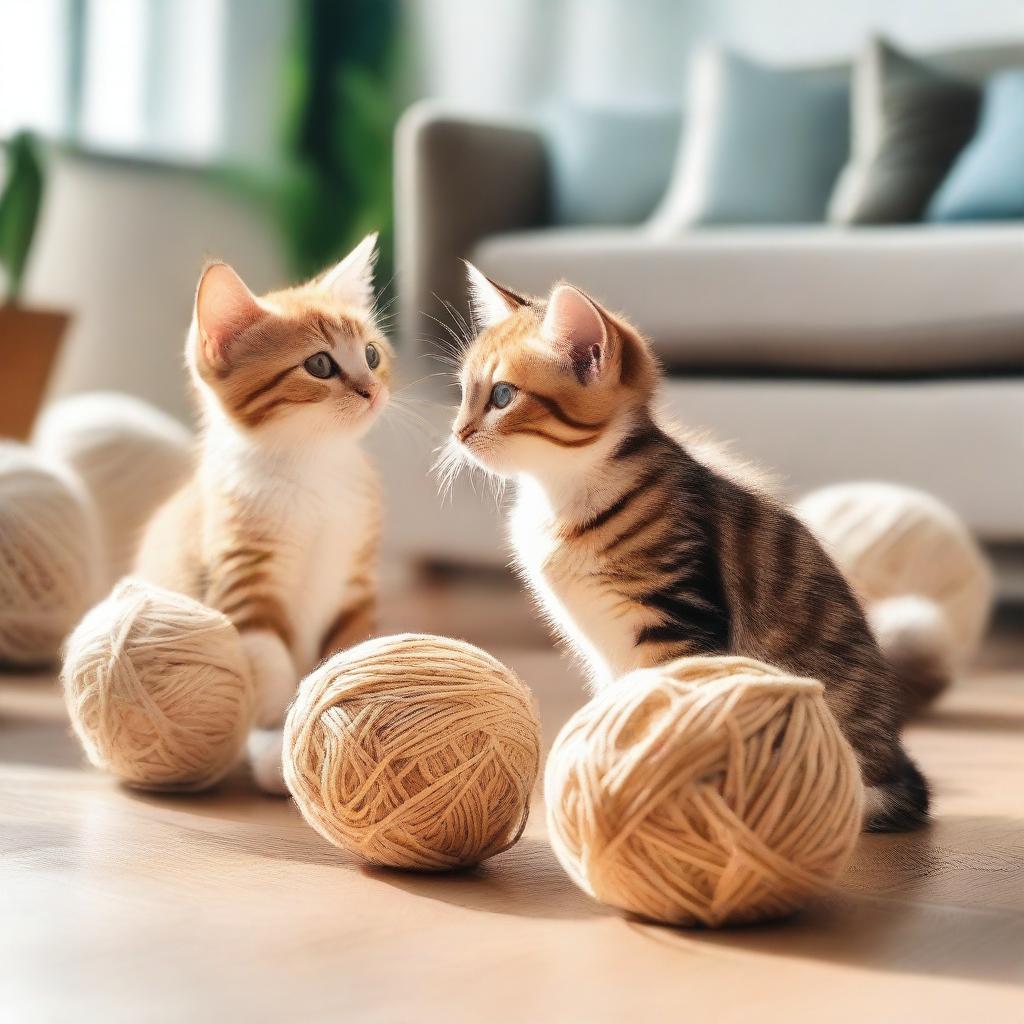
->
xmin=392 ymin=47 xmax=1024 ymax=595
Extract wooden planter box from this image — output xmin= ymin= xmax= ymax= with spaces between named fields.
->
xmin=0 ymin=305 xmax=67 ymax=440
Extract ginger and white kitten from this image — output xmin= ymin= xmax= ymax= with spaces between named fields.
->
xmin=136 ymin=234 xmax=392 ymax=793
xmin=444 ymin=264 xmax=929 ymax=833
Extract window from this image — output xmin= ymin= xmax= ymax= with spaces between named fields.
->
xmin=0 ymin=0 xmax=70 ymax=138
xmin=0 ymin=0 xmax=238 ymax=163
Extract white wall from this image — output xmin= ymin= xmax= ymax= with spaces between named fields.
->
xmin=708 ymin=0 xmax=1024 ymax=63
xmin=407 ymin=0 xmax=558 ymax=112
xmin=558 ymin=0 xmax=713 ymax=106
xmin=413 ymin=0 xmax=1024 ymax=110
xmin=26 ymin=152 xmax=287 ymax=424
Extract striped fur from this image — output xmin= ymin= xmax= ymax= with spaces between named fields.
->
xmin=450 ymin=269 xmax=929 ymax=832
xmin=135 ymin=238 xmax=388 ymax=760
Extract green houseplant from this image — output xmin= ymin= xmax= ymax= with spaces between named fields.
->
xmin=0 ymin=132 xmax=68 ymax=439
xmin=216 ymin=1 xmax=401 ymax=317
xmin=279 ymin=0 xmax=400 ymax=282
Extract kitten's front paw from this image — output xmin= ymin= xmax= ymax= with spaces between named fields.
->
xmin=248 ymin=728 xmax=289 ymax=796
xmin=240 ymin=630 xmax=298 ymax=728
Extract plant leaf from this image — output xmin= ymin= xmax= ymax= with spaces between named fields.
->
xmin=0 ymin=132 xmax=44 ymax=303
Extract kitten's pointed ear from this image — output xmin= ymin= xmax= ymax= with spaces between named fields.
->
xmin=465 ymin=261 xmax=527 ymax=330
xmin=195 ymin=262 xmax=266 ymax=370
xmin=320 ymin=232 xmax=378 ymax=310
xmin=542 ymin=285 xmax=610 ymax=384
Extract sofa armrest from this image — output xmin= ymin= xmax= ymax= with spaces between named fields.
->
xmin=395 ymin=102 xmax=549 ymax=357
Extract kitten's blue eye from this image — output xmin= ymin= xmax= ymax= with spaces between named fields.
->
xmin=304 ymin=352 xmax=337 ymax=379
xmin=490 ymin=383 xmax=515 ymax=409
xmin=365 ymin=343 xmax=380 ymax=370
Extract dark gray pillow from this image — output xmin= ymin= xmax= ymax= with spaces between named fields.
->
xmin=829 ymin=36 xmax=980 ymax=224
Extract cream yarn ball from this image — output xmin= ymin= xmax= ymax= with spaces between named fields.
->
xmin=34 ymin=392 xmax=193 ymax=585
xmin=62 ymin=578 xmax=254 ymax=791
xmin=545 ymin=656 xmax=864 ymax=927
xmin=284 ymin=633 xmax=541 ymax=871
xmin=0 ymin=442 xmax=102 ymax=666
xmin=797 ymin=482 xmax=994 ymax=668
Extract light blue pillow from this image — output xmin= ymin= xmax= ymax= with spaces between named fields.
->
xmin=928 ymin=70 xmax=1024 ymax=221
xmin=544 ymin=104 xmax=682 ymax=226
xmin=653 ymin=47 xmax=849 ymax=227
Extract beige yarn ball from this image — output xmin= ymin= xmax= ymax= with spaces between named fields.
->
xmin=35 ymin=392 xmax=193 ymax=585
xmin=0 ymin=442 xmax=102 ymax=666
xmin=62 ymin=578 xmax=254 ymax=791
xmin=545 ymin=657 xmax=864 ymax=928
xmin=797 ymin=482 xmax=994 ymax=667
xmin=284 ymin=633 xmax=541 ymax=871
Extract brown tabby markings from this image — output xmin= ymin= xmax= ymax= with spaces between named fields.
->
xmin=318 ymin=528 xmax=379 ymax=660
xmin=205 ymin=540 xmax=292 ymax=647
xmin=517 ymin=428 xmax=600 ymax=448
xmin=519 ymin=390 xmax=605 ymax=445
xmin=320 ymin=595 xmax=376 ymax=660
xmin=453 ymin=276 xmax=930 ymax=832
xmin=196 ymin=297 xmax=391 ymax=433
xmin=136 ymin=245 xmax=390 ymax=728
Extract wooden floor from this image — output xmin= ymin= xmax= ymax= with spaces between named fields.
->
xmin=2 ymin=577 xmax=1023 ymax=1023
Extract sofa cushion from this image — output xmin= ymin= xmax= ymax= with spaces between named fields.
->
xmin=929 ymin=70 xmax=1024 ymax=222
xmin=472 ymin=224 xmax=1024 ymax=373
xmin=544 ymin=103 xmax=682 ymax=226
xmin=829 ymin=36 xmax=980 ymax=225
xmin=653 ymin=47 xmax=848 ymax=227
xmin=378 ymin=378 xmax=1024 ymax=567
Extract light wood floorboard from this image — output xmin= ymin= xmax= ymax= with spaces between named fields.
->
xmin=2 ymin=583 xmax=1022 ymax=1023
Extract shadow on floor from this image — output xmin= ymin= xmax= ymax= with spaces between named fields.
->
xmin=124 ymin=784 xmax=354 ymax=869
xmin=631 ymin=814 xmax=1024 ymax=987
xmin=5 ymin=665 xmax=1021 ymax=968
xmin=360 ymin=834 xmax=606 ymax=922
xmin=124 ymin=789 xmax=605 ymax=921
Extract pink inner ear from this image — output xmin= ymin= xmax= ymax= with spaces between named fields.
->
xmin=196 ymin=263 xmax=265 ymax=366
xmin=542 ymin=285 xmax=608 ymax=382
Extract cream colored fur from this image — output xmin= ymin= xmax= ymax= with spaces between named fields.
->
xmin=135 ymin=239 xmax=387 ymax=795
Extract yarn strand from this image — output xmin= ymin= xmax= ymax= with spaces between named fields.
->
xmin=284 ymin=633 xmax=541 ymax=871
xmin=545 ymin=656 xmax=864 ymax=927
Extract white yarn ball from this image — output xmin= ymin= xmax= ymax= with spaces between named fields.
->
xmin=62 ymin=578 xmax=255 ymax=791
xmin=797 ymin=482 xmax=994 ymax=667
xmin=0 ymin=442 xmax=102 ymax=666
xmin=34 ymin=392 xmax=193 ymax=585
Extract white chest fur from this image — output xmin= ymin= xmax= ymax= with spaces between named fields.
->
xmin=203 ymin=430 xmax=377 ymax=672
xmin=509 ymin=479 xmax=640 ymax=690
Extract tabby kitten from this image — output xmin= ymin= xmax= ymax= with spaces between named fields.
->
xmin=136 ymin=235 xmax=392 ymax=793
xmin=444 ymin=265 xmax=929 ymax=832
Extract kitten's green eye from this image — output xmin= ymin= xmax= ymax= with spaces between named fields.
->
xmin=490 ymin=382 xmax=516 ymax=409
xmin=365 ymin=343 xmax=380 ymax=370
xmin=304 ymin=352 xmax=337 ymax=379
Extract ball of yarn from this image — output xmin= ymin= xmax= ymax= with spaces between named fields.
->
xmin=284 ymin=633 xmax=541 ymax=871
xmin=797 ymin=482 xmax=994 ymax=666
xmin=545 ymin=656 xmax=864 ymax=927
xmin=0 ymin=442 xmax=102 ymax=666
xmin=34 ymin=392 xmax=193 ymax=585
xmin=62 ymin=578 xmax=254 ymax=791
